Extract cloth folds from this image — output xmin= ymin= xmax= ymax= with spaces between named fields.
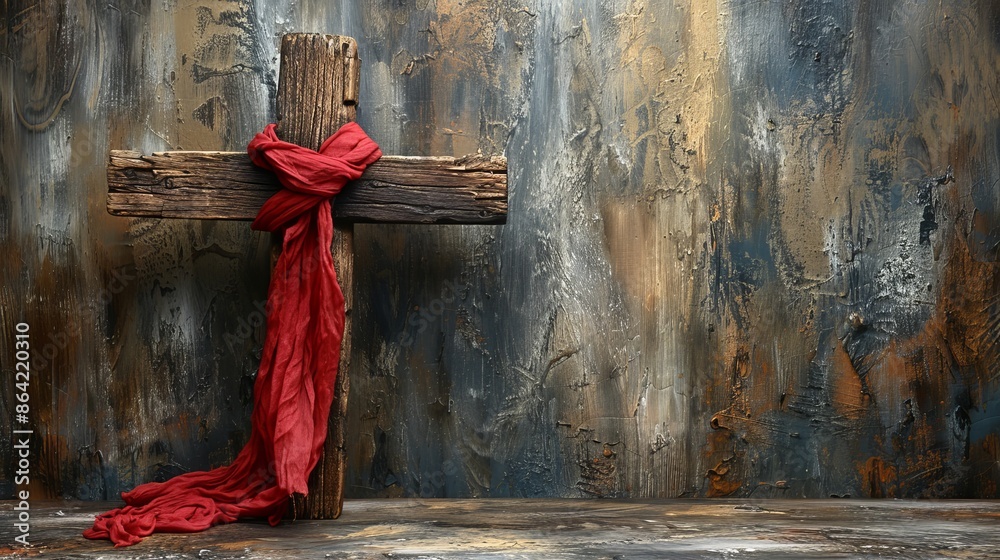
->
xmin=85 ymin=122 xmax=382 ymax=547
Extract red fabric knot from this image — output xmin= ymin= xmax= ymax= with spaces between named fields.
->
xmin=249 ymin=122 xmax=382 ymax=232
xmin=85 ymin=122 xmax=381 ymax=547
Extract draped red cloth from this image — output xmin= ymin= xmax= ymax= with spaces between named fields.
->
xmin=84 ymin=122 xmax=382 ymax=547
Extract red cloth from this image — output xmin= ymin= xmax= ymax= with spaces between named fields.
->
xmin=84 ymin=122 xmax=382 ymax=547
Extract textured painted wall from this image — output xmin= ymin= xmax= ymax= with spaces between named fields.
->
xmin=1 ymin=0 xmax=998 ymax=502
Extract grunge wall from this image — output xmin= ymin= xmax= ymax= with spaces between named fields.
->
xmin=2 ymin=0 xmax=998 ymax=500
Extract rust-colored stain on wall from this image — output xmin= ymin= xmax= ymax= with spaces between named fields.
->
xmin=1 ymin=0 xmax=998 ymax=501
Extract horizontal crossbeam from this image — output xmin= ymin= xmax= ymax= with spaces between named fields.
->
xmin=107 ymin=150 xmax=507 ymax=224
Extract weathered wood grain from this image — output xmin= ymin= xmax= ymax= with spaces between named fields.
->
xmin=4 ymin=499 xmax=1000 ymax=559
xmin=106 ymin=151 xmax=508 ymax=224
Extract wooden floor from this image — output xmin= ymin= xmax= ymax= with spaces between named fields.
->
xmin=2 ymin=499 xmax=999 ymax=559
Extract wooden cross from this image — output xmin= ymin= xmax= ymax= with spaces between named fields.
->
xmin=105 ymin=34 xmax=507 ymax=518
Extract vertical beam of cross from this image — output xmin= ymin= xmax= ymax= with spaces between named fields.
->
xmin=273 ymin=34 xmax=359 ymax=519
